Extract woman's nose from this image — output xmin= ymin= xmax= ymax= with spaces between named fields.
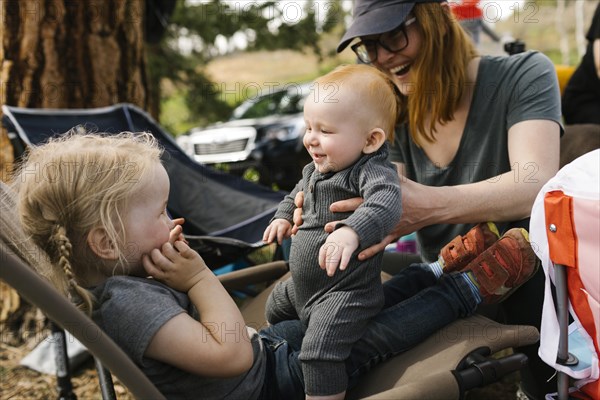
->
xmin=375 ymin=44 xmax=395 ymax=64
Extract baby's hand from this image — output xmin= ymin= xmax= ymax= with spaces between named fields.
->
xmin=263 ymin=219 xmax=293 ymax=245
xmin=319 ymin=226 xmax=359 ymax=277
xmin=142 ymin=240 xmax=209 ymax=293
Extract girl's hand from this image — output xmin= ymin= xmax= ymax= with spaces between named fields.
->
xmin=263 ymin=218 xmax=293 ymax=244
xmin=142 ymin=240 xmax=209 ymax=293
xmin=169 ymin=218 xmax=188 ymax=245
xmin=318 ymin=226 xmax=359 ymax=276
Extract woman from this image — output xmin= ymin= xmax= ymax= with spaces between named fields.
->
xmin=298 ymin=0 xmax=561 ymax=398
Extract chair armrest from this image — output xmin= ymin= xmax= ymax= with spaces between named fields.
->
xmin=218 ymin=261 xmax=289 ymax=291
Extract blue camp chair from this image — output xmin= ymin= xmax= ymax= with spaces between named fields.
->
xmin=2 ymin=103 xmax=286 ymax=269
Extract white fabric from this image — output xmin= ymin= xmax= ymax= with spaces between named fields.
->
xmin=530 ymin=149 xmax=600 ymax=387
xmin=20 ymin=331 xmax=90 ymax=375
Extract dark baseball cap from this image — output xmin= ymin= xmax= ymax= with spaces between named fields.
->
xmin=337 ymin=0 xmax=445 ymax=53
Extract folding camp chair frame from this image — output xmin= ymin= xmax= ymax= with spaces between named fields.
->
xmin=2 ymin=237 xmax=543 ymax=399
xmin=554 ymin=262 xmax=572 ymax=400
xmin=0 ymin=240 xmax=166 ymax=399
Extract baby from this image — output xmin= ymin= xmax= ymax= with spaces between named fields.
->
xmin=263 ymin=64 xmax=402 ymax=398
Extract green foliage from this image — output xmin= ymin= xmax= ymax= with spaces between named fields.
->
xmin=147 ymin=0 xmax=347 ymax=134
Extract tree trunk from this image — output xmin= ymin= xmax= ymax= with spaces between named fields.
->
xmin=0 ymin=0 xmax=149 ymax=181
xmin=0 ymin=0 xmax=148 ymax=344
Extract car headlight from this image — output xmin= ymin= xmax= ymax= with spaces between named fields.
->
xmin=265 ymin=120 xmax=305 ymax=141
xmin=176 ymin=135 xmax=192 ymax=154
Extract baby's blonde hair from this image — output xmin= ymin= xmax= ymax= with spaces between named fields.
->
xmin=312 ymin=64 xmax=400 ymax=141
xmin=14 ymin=131 xmax=162 ymax=314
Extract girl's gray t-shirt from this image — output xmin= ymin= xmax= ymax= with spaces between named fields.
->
xmin=389 ymin=51 xmax=562 ymax=262
xmin=91 ymin=275 xmax=266 ymax=400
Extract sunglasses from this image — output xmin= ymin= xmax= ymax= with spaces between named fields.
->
xmin=351 ymin=17 xmax=417 ymax=64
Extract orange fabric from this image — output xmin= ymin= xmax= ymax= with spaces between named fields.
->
xmin=545 ymin=191 xmax=599 ymax=399
xmin=572 ymin=380 xmax=600 ymax=399
xmin=581 ymin=379 xmax=600 ymax=399
xmin=450 ymin=1 xmax=483 ymax=20
xmin=544 ymin=191 xmax=577 ymax=268
xmin=567 ymin=266 xmax=600 ymax=399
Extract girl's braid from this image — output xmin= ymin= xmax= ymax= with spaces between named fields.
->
xmin=51 ymin=225 xmax=94 ymax=315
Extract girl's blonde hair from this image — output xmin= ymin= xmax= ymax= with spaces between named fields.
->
xmin=14 ymin=131 xmax=162 ymax=314
xmin=400 ymin=3 xmax=478 ymax=146
xmin=1 ymin=181 xmax=62 ymax=290
xmin=313 ymin=64 xmax=401 ymax=141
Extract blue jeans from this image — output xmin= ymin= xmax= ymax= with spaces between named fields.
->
xmin=257 ymin=264 xmax=479 ymax=399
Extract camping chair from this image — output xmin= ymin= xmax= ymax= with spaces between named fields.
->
xmin=1 ymin=240 xmax=540 ymax=399
xmin=0 ymin=239 xmax=165 ymax=399
xmin=530 ymin=149 xmax=600 ymax=400
xmin=238 ymin=269 xmax=541 ymax=399
xmin=1 ymin=103 xmax=286 ymax=269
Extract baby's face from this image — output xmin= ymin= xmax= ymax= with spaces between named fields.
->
xmin=302 ymin=86 xmax=373 ymax=173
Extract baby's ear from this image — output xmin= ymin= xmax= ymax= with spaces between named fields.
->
xmin=87 ymin=228 xmax=119 ymax=260
xmin=363 ymin=128 xmax=386 ymax=154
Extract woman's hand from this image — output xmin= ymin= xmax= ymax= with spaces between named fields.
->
xmin=323 ymin=197 xmax=365 ymax=232
xmin=321 ymin=197 xmax=403 ymax=261
xmin=356 ymin=177 xmax=439 ymax=259
xmin=291 ymin=178 xmax=438 ymax=260
xmin=320 ymin=178 xmax=436 ymax=260
xmin=291 ymin=191 xmax=305 ymax=235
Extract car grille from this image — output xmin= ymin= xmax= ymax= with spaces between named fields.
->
xmin=194 ymin=138 xmax=249 ymax=155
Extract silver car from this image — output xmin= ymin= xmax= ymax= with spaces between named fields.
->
xmin=177 ymin=83 xmax=312 ymax=190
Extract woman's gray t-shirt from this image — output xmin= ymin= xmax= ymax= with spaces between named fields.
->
xmin=389 ymin=51 xmax=562 ymax=262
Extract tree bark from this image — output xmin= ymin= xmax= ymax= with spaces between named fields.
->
xmin=0 ymin=0 xmax=148 ymax=343
xmin=1 ymin=0 xmax=148 ymax=181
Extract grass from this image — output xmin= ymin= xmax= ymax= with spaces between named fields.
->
xmin=159 ymin=45 xmax=356 ymax=135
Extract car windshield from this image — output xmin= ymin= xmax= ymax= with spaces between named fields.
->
xmin=231 ymin=85 xmax=308 ymax=120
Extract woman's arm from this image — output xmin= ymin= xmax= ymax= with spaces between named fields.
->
xmin=331 ymin=119 xmax=560 ymax=260
xmin=400 ymin=120 xmax=559 ymax=225
xmin=143 ymin=239 xmax=254 ymax=377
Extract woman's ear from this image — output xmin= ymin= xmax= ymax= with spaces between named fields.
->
xmin=87 ymin=228 xmax=119 ymax=260
xmin=363 ymin=128 xmax=386 ymax=154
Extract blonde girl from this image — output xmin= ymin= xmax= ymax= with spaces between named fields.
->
xmin=14 ymin=132 xmax=256 ymax=397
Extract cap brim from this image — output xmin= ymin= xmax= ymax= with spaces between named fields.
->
xmin=337 ymin=3 xmax=414 ymax=53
